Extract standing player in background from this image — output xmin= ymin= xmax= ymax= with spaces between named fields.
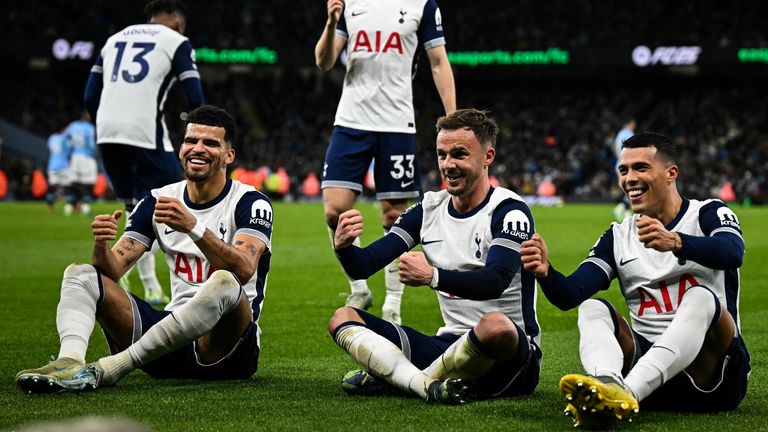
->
xmin=46 ymin=129 xmax=72 ymax=215
xmin=329 ymin=110 xmax=540 ymax=405
xmin=521 ymin=132 xmax=749 ymax=429
xmin=84 ymin=0 xmax=204 ymax=305
xmin=612 ymin=117 xmax=636 ymax=221
xmin=64 ymin=111 xmax=98 ymax=215
xmin=315 ymin=0 xmax=456 ymax=324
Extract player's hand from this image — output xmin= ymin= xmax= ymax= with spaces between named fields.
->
xmin=335 ymin=209 xmax=363 ymax=249
xmin=327 ymin=0 xmax=344 ymax=24
xmin=154 ymin=196 xmax=197 ymax=233
xmin=91 ymin=210 xmax=123 ymax=245
xmin=636 ymin=215 xmax=682 ymax=252
xmin=398 ymin=252 xmax=433 ymax=286
xmin=521 ymin=233 xmax=550 ymax=278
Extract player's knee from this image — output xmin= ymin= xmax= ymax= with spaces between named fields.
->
xmin=475 ymin=312 xmax=518 ymax=347
xmin=62 ymin=263 xmax=101 ymax=298
xmin=199 ymin=270 xmax=242 ymax=314
xmin=679 ymin=285 xmax=719 ymax=320
xmin=324 ymin=207 xmax=341 ymax=226
xmin=328 ymin=306 xmax=363 ymax=335
xmin=578 ymin=298 xmax=615 ymax=322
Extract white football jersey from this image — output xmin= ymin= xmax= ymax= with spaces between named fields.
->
xmin=334 ymin=0 xmax=446 ymax=133
xmin=587 ymin=199 xmax=743 ymax=341
xmin=91 ymin=24 xmax=201 ymax=151
xmin=409 ymin=188 xmax=540 ymax=344
xmin=123 ymin=179 xmax=273 ymax=339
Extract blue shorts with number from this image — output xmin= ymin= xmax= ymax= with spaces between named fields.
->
xmin=634 ymin=331 xmax=750 ymax=411
xmin=99 ymin=143 xmax=182 ymax=205
xmin=104 ymin=293 xmax=260 ymax=380
xmin=321 ymin=126 xmax=420 ymax=200
xmin=349 ymin=309 xmax=541 ymax=398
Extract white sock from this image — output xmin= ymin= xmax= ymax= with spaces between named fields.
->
xmin=137 ymin=244 xmax=163 ymax=296
xmin=423 ymin=331 xmax=494 ymax=380
xmin=625 ymin=286 xmax=717 ymax=401
xmin=335 ymin=324 xmax=433 ymax=398
xmin=56 ymin=264 xmax=101 ymax=364
xmin=327 ymin=224 xmax=369 ymax=295
xmin=98 ymin=271 xmax=242 ymax=385
xmin=578 ymin=299 xmax=624 ymax=380
xmin=382 ymin=228 xmax=403 ymax=311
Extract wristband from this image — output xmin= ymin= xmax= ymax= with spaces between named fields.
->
xmin=188 ymin=220 xmax=206 ymax=242
xmin=429 ymin=266 xmax=440 ymax=289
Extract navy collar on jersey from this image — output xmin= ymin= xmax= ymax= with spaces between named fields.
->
xmin=183 ymin=177 xmax=233 ymax=210
xmin=665 ymin=197 xmax=690 ymax=230
xmin=447 ymin=186 xmax=495 ymax=219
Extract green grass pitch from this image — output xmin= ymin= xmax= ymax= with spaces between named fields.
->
xmin=0 ymin=201 xmax=765 ymax=431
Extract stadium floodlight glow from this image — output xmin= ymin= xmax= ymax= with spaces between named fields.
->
xmin=195 ymin=47 xmax=277 ymax=64
xmin=738 ymin=48 xmax=768 ymax=64
xmin=447 ymin=48 xmax=569 ymax=67
xmin=632 ymin=45 xmax=702 ymax=67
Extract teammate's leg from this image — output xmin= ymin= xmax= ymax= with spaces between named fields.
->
xmin=324 ymin=187 xmax=371 ymax=307
xmin=97 ymin=270 xmax=248 ymax=385
xmin=380 ymin=198 xmax=408 ymax=324
xmin=559 ymin=299 xmax=638 ymax=429
xmin=423 ymin=312 xmax=515 ymax=380
xmin=329 ymin=307 xmax=436 ymax=398
xmin=624 ymin=285 xmax=733 ymax=401
xmin=15 ymin=264 xmax=134 ymax=393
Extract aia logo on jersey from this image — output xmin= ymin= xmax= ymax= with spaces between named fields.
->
xmin=716 ymin=207 xmax=740 ymax=229
xmin=250 ymin=199 xmax=273 ymax=229
xmin=502 ymin=210 xmax=530 ymax=240
xmin=353 ymin=31 xmax=403 ymax=54
xmin=637 ymin=274 xmax=699 ymax=316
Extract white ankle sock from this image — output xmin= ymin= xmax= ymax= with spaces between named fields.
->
xmin=335 ymin=324 xmax=432 ymax=398
xmin=625 ymin=286 xmax=717 ymax=401
xmin=383 ymin=245 xmax=403 ymax=312
xmin=578 ymin=299 xmax=624 ymax=379
xmin=56 ymin=264 xmax=102 ymax=364
xmin=99 ymin=271 xmax=242 ymax=384
xmin=423 ymin=331 xmax=493 ymax=380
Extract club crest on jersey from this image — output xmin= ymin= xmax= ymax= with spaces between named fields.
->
xmin=716 ymin=207 xmax=740 ymax=229
xmin=353 ymin=31 xmax=403 ymax=54
xmin=474 ymin=233 xmax=482 ymax=259
xmin=250 ymin=200 xmax=273 ymax=228
xmin=399 ymin=8 xmax=407 ymax=24
xmin=502 ymin=210 xmax=530 ymax=240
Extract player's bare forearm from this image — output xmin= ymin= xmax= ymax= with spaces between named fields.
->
xmin=93 ymin=237 xmax=143 ymax=281
xmin=196 ymin=232 xmax=263 ymax=283
xmin=315 ymin=0 xmax=344 ymax=70
xmin=428 ymin=46 xmax=456 ymax=113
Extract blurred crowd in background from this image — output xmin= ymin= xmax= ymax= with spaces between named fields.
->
xmin=0 ymin=0 xmax=765 ymax=204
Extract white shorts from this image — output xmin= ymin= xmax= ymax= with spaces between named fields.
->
xmin=69 ymin=155 xmax=98 ymax=184
xmin=47 ymin=169 xmax=72 ymax=187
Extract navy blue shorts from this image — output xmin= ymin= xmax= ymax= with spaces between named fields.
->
xmin=634 ymin=331 xmax=750 ymax=412
xmin=321 ymin=126 xmax=420 ymax=200
xmin=353 ymin=309 xmax=541 ymax=398
xmin=105 ymin=293 xmax=260 ymax=380
xmin=99 ymin=143 xmax=182 ymax=205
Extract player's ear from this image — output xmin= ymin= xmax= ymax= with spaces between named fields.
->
xmin=484 ymin=145 xmax=495 ymax=168
xmin=666 ymin=163 xmax=679 ymax=183
xmin=225 ymin=146 xmax=235 ymax=165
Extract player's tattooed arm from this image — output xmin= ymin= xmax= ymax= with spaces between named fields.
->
xmin=196 ymin=233 xmax=266 ymax=283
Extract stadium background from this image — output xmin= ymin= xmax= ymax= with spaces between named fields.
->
xmin=0 ymin=0 xmax=765 ymax=204
xmin=0 ymin=2 xmax=766 ymax=431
